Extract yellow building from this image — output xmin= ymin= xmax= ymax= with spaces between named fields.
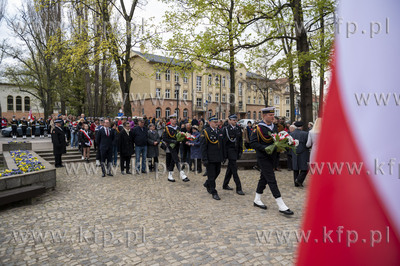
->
xmin=129 ymin=50 xmax=298 ymax=121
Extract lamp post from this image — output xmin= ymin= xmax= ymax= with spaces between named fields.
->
xmin=215 ymin=74 xmax=222 ymax=119
xmin=175 ymin=82 xmax=181 ymax=118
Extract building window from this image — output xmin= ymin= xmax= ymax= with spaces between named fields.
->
xmin=174 ymin=89 xmax=179 ymax=99
xmin=275 ymin=109 xmax=280 ymax=116
xmin=166 ymin=108 xmax=171 ymax=118
xmin=16 ymin=96 xmax=22 ymax=111
xmin=253 ymin=111 xmax=256 ymax=120
xmin=247 ymin=96 xmax=250 ymax=104
xmin=183 ymin=108 xmax=188 ymax=118
xmin=222 ymin=76 xmax=226 ymax=87
xmin=222 ymin=111 xmax=226 ymax=119
xmin=165 ymin=89 xmax=170 ymax=99
xmin=142 ymin=108 xmax=145 ymax=115
xmin=228 ymin=76 xmax=231 ymax=88
xmin=247 ymin=111 xmax=250 ymax=119
xmin=183 ymin=72 xmax=188 ymax=83
xmin=269 ymin=99 xmax=272 ymax=105
xmin=208 ymin=93 xmax=212 ymax=102
xmin=208 ymin=74 xmax=212 ymax=86
xmin=253 ymin=97 xmax=256 ymax=104
xmin=286 ymin=86 xmax=290 ymax=92
xmin=196 ymin=76 xmax=202 ymax=91
xmin=156 ymin=69 xmax=161 ymax=80
xmin=156 ymin=88 xmax=161 ymax=98
xmin=222 ymin=94 xmax=226 ymax=102
xmin=258 ymin=97 xmax=261 ymax=104
xmin=239 ymin=101 xmax=243 ymax=109
xmin=286 ymin=97 xmax=290 ymax=105
xmin=196 ymin=98 xmax=202 ymax=107
xmin=165 ymin=70 xmax=171 ymax=81
xmin=274 ymin=95 xmax=280 ymax=104
xmin=183 ymin=90 xmax=188 ymax=100
xmin=175 ymin=72 xmax=179 ymax=83
xmin=258 ymin=112 xmax=261 ymax=120
xmin=24 ymin=97 xmax=30 ymax=111
xmin=215 ymin=93 xmax=219 ymax=102
xmin=7 ymin=95 xmax=13 ymax=111
xmin=238 ymin=83 xmax=243 ymax=96
xmin=286 ymin=109 xmax=290 ymax=117
xmin=156 ymin=107 xmax=161 ymax=118
xmin=208 ymin=109 xmax=212 ymax=118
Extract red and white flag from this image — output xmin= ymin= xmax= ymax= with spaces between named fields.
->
xmin=27 ymin=109 xmax=32 ymax=121
xmin=296 ymin=1 xmax=400 ymax=265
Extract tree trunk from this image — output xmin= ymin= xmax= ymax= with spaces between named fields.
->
xmin=228 ymin=0 xmax=235 ymax=114
xmin=318 ymin=7 xmax=325 ymax=118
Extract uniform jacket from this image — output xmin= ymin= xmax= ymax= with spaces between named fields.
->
xmin=162 ymin=124 xmax=180 ymax=151
xmin=222 ymin=124 xmax=243 ymax=160
xmin=250 ymin=122 xmax=277 ymax=161
xmin=200 ymin=126 xmax=224 ymax=163
xmin=52 ymin=126 xmax=67 ymax=155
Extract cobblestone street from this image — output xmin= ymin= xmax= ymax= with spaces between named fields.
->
xmin=0 ymin=159 xmax=308 ymax=265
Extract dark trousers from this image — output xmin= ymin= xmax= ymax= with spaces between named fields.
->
xmin=193 ymin=159 xmax=202 ymax=172
xmin=40 ymin=127 xmax=45 ymax=136
xmin=273 ymin=152 xmax=280 ymax=169
xmin=96 ymin=147 xmax=101 ymax=160
xmin=166 ymin=148 xmax=181 ymax=172
xmin=256 ymin=157 xmax=281 ymax=198
xmin=21 ymin=126 xmax=27 ymax=136
xmin=120 ymin=155 xmax=131 ymax=172
xmin=223 ymin=159 xmax=242 ymax=191
xmin=54 ymin=153 xmax=62 ymax=167
xmin=12 ymin=126 xmax=17 ymax=136
xmin=31 ymin=126 xmax=36 ymax=136
xmin=287 ymin=151 xmax=292 ymax=170
xmin=181 ymin=145 xmax=192 ymax=170
xmin=204 ymin=162 xmax=221 ymax=195
xmin=100 ymin=147 xmax=112 ymax=174
xmin=294 ymin=170 xmax=308 ymax=185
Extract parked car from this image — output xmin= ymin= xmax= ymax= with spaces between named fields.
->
xmin=1 ymin=125 xmax=46 ymax=137
xmin=237 ymin=119 xmax=255 ymax=128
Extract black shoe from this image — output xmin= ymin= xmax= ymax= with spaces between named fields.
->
xmin=182 ymin=177 xmax=190 ymax=182
xmin=197 ymin=171 xmax=202 ymax=174
xmin=168 ymin=178 xmax=176 ymax=182
xmin=212 ymin=194 xmax=221 ymax=200
xmin=121 ymin=171 xmax=125 ymax=175
xmin=203 ymin=183 xmax=211 ymax=194
xmin=102 ymin=173 xmax=106 ymax=177
xmin=295 ymin=179 xmax=304 ymax=187
xmin=279 ymin=209 xmax=294 ymax=215
xmin=254 ymin=202 xmax=267 ymax=209
xmin=107 ymin=173 xmax=113 ymax=177
xmin=86 ymin=159 xmax=90 ymax=163
xmin=236 ymin=190 xmax=245 ymax=195
xmin=223 ymin=186 xmax=233 ymax=191
xmin=126 ymin=171 xmax=132 ymax=174
xmin=141 ymin=170 xmax=147 ymax=174
xmin=203 ymin=172 xmax=207 ymax=176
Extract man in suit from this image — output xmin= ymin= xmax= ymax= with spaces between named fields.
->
xmin=250 ymin=107 xmax=294 ymax=215
xmin=97 ymin=119 xmax=114 ymax=177
xmin=118 ymin=121 xmax=134 ymax=174
xmin=290 ymin=121 xmax=310 ymax=187
xmin=201 ymin=115 xmax=224 ymax=200
xmin=52 ymin=119 xmax=67 ymax=168
xmin=222 ymin=114 xmax=245 ymax=195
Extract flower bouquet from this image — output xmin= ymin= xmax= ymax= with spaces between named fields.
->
xmin=264 ymin=131 xmax=299 ymax=155
xmin=170 ymin=132 xmax=196 ymax=149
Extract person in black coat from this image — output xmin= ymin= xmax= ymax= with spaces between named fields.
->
xmin=290 ymin=121 xmax=310 ymax=187
xmin=20 ymin=117 xmax=28 ymax=139
xmin=10 ymin=116 xmax=18 ymax=139
xmin=222 ymin=114 xmax=244 ymax=195
xmin=132 ymin=118 xmax=148 ymax=174
xmin=97 ymin=119 xmax=115 ymax=177
xmin=201 ymin=115 xmax=224 ymax=200
xmin=147 ymin=123 xmax=160 ymax=172
xmin=118 ymin=121 xmax=134 ymax=174
xmin=250 ymin=107 xmax=293 ymax=215
xmin=52 ymin=119 xmax=67 ymax=168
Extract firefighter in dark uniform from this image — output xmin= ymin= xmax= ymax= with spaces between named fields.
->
xmin=39 ymin=118 xmax=46 ymax=138
xmin=162 ymin=113 xmax=190 ymax=182
xmin=52 ymin=119 xmax=67 ymax=168
xmin=201 ymin=115 xmax=224 ymax=200
xmin=20 ymin=117 xmax=28 ymax=139
xmin=10 ymin=116 xmax=18 ymax=139
xmin=222 ymin=114 xmax=245 ymax=195
xmin=30 ymin=116 xmax=37 ymax=139
xmin=250 ymin=107 xmax=294 ymax=215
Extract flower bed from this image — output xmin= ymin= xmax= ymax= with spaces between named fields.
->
xmin=0 ymin=150 xmax=45 ymax=178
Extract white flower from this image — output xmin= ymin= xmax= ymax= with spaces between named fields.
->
xmin=293 ymin=139 xmax=299 ymax=146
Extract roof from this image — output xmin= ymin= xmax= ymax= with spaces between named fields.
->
xmin=246 ymin=71 xmax=264 ymax=79
xmin=132 ymin=51 xmax=191 ymax=68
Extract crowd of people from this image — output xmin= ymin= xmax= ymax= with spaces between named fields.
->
xmin=10 ymin=108 xmax=318 ymax=214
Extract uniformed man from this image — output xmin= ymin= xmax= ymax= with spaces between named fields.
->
xmin=39 ymin=118 xmax=46 ymax=138
xmin=52 ymin=119 xmax=67 ymax=168
xmin=201 ymin=115 xmax=224 ymax=200
xmin=10 ymin=115 xmax=18 ymax=139
xmin=30 ymin=116 xmax=37 ymax=139
xmin=250 ymin=107 xmax=294 ymax=215
xmin=20 ymin=117 xmax=28 ymax=139
xmin=222 ymin=114 xmax=245 ymax=195
xmin=162 ymin=113 xmax=190 ymax=182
